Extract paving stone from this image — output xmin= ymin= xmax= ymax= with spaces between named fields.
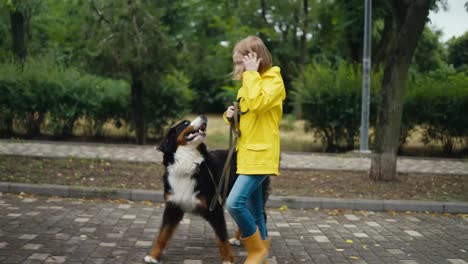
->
xmin=25 ymin=211 xmax=40 ymax=216
xmin=404 ymin=230 xmax=423 ymax=237
xmin=354 ymin=233 xmax=369 ymax=238
xmin=448 ymin=260 xmax=468 ymax=264
xmin=387 ymin=249 xmax=405 ymax=255
xmin=75 ymin=218 xmax=90 ymax=223
xmin=98 ymin=243 xmax=116 ymax=247
xmin=28 ymin=253 xmax=49 ymax=260
xmin=80 ymin=228 xmax=96 ymax=233
xmin=45 ymin=256 xmax=66 ymax=263
xmin=23 ymin=244 xmax=43 ymax=250
xmin=135 ymin=241 xmax=152 ymax=247
xmin=345 ymin=214 xmax=360 ymax=221
xmin=122 ymin=215 xmax=136 ymax=219
xmin=183 ymin=260 xmax=202 ymax=264
xmin=314 ymin=236 xmax=330 ymax=243
xmin=21 ymin=198 xmax=37 ymax=203
xmin=0 ymin=193 xmax=466 ymax=263
xmin=19 ymin=234 xmax=38 ymax=240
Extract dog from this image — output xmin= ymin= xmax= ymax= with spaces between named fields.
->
xmin=144 ymin=115 xmax=269 ymax=264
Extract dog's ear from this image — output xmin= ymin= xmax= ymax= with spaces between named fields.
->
xmin=158 ymin=127 xmax=177 ymax=154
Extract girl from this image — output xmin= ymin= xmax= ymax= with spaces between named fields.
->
xmin=224 ymin=36 xmax=286 ymax=264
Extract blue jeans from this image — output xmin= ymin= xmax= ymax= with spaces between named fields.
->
xmin=226 ymin=175 xmax=268 ymax=240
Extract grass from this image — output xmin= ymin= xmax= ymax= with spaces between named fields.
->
xmin=1 ymin=155 xmax=467 ymax=202
xmin=196 ymin=114 xmax=324 ymax=152
xmin=6 ymin=113 xmax=466 ymax=157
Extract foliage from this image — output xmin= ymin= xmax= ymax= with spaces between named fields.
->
xmin=0 ymin=59 xmax=129 ymax=137
xmin=291 ymin=61 xmax=382 ymax=152
xmin=412 ymin=27 xmax=446 ymax=72
xmin=447 ymin=31 xmax=468 ymax=71
xmin=405 ymin=66 xmax=468 ymax=153
xmin=144 ymin=70 xmax=193 ymax=138
xmin=0 ymin=0 xmax=465 ymax=155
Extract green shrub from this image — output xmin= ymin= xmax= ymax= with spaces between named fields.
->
xmin=291 ymin=61 xmax=381 ymax=152
xmin=405 ymin=66 xmax=468 ymax=153
xmin=0 ymin=59 xmax=129 ymax=137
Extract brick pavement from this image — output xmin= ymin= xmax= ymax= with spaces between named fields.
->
xmin=0 ymin=193 xmax=467 ymax=264
xmin=1 ymin=140 xmax=467 ymax=175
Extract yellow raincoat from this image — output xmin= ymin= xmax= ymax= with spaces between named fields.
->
xmin=224 ymin=66 xmax=286 ymax=176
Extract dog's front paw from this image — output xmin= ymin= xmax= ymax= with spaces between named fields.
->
xmin=144 ymin=255 xmax=160 ymax=263
xmin=228 ymin=237 xmax=241 ymax=247
xmin=222 ymin=262 xmax=233 ymax=264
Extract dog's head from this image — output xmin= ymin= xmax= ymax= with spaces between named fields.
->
xmin=158 ymin=115 xmax=208 ymax=157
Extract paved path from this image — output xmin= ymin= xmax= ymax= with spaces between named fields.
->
xmin=0 ymin=193 xmax=467 ymax=264
xmin=1 ymin=140 xmax=467 ymax=175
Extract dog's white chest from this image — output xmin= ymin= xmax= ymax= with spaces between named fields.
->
xmin=166 ymin=146 xmax=204 ymax=212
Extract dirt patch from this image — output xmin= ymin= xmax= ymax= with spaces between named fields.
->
xmin=1 ymin=155 xmax=467 ymax=202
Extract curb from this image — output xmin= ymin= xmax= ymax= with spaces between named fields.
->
xmin=2 ymin=182 xmax=468 ymax=214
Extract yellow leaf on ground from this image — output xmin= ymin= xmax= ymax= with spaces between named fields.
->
xmin=335 ymin=249 xmax=344 ymax=252
xmin=350 ymin=256 xmax=360 ymax=260
xmin=346 ymin=239 xmax=353 ymax=244
xmin=279 ymin=205 xmax=288 ymax=211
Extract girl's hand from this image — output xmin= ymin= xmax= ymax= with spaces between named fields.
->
xmin=226 ymin=105 xmax=236 ymax=119
xmin=243 ymin=52 xmax=262 ymax=71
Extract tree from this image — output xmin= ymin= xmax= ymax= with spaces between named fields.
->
xmin=370 ymin=0 xmax=434 ymax=181
xmin=4 ymin=0 xmax=42 ymax=64
xmin=447 ymin=31 xmax=468 ymax=71
xmin=412 ymin=27 xmax=445 ymax=72
xmin=86 ymin=0 xmax=174 ymax=144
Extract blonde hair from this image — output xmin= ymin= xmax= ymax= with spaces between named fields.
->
xmin=232 ymin=35 xmax=272 ymax=80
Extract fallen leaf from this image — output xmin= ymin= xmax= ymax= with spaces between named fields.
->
xmin=279 ymin=205 xmax=288 ymax=211
xmin=350 ymin=256 xmax=360 ymax=260
xmin=336 ymin=249 xmax=344 ymax=252
xmin=346 ymin=239 xmax=353 ymax=244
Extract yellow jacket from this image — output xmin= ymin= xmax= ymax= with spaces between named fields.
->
xmin=224 ymin=66 xmax=286 ymax=176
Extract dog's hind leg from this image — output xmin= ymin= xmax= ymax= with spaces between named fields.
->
xmin=229 ymin=228 xmax=241 ymax=246
xmin=203 ymin=207 xmax=235 ymax=264
xmin=144 ymin=204 xmax=184 ymax=264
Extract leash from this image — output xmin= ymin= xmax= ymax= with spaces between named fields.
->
xmin=208 ymin=102 xmax=242 ymax=211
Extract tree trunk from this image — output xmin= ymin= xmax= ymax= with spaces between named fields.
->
xmin=370 ymin=0 xmax=430 ymax=181
xmin=260 ymin=0 xmax=268 ymax=24
xmin=300 ymin=0 xmax=308 ymax=66
xmin=9 ymin=10 xmax=27 ymax=63
xmin=131 ymin=73 xmax=145 ymax=145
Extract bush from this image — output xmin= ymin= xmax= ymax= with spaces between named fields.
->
xmin=291 ymin=61 xmax=381 ymax=152
xmin=0 ymin=59 xmax=129 ymax=137
xmin=405 ymin=66 xmax=468 ymax=153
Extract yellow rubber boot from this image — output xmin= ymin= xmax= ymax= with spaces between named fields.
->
xmin=242 ymin=229 xmax=267 ymax=264
xmin=263 ymin=238 xmax=270 ymax=264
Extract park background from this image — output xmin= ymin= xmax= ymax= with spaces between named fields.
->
xmin=0 ymin=0 xmax=467 ymax=187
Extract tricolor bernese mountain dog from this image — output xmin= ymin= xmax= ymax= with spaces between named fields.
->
xmin=144 ymin=115 xmax=269 ymax=264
